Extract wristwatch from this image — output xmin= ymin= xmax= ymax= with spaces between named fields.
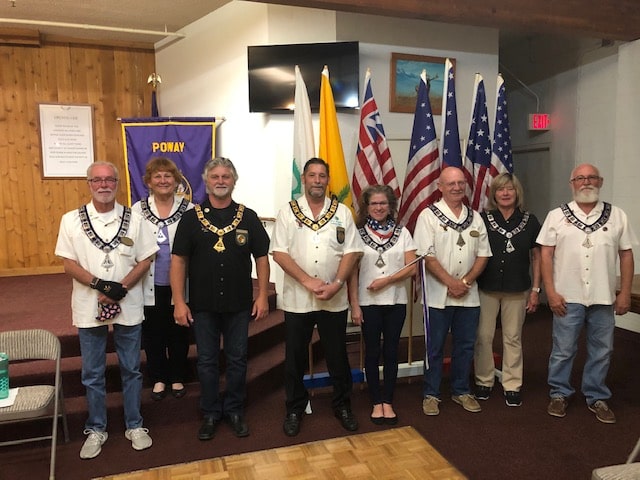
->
xmin=334 ymin=278 xmax=344 ymax=288
xmin=531 ymin=287 xmax=541 ymax=293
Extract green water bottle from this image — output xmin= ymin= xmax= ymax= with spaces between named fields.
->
xmin=0 ymin=352 xmax=9 ymax=399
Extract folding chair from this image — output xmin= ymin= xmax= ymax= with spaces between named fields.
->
xmin=591 ymin=436 xmax=640 ymax=480
xmin=0 ymin=329 xmax=69 ymax=480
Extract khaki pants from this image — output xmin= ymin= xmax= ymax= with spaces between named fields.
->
xmin=474 ymin=290 xmax=527 ymax=392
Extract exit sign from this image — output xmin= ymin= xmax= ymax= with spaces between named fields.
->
xmin=528 ymin=113 xmax=550 ymax=130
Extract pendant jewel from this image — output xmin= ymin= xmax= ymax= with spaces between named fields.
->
xmin=101 ymin=252 xmax=114 ymax=271
xmin=457 ymin=233 xmax=466 ymax=247
xmin=213 ymin=236 xmax=226 ymax=252
xmin=582 ymin=235 xmax=593 ymax=249
xmin=506 ymin=239 xmax=515 ymax=253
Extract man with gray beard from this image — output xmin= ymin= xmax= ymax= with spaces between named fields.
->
xmin=537 ymin=163 xmax=637 ymax=424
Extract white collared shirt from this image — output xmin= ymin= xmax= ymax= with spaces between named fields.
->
xmin=357 ymin=225 xmax=416 ymax=306
xmin=413 ymin=200 xmax=492 ymax=308
xmin=536 ymin=200 xmax=637 ymax=305
xmin=270 ymin=196 xmax=362 ymax=313
xmin=55 ymin=202 xmax=159 ymax=327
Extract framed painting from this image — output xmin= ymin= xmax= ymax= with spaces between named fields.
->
xmin=389 ymin=53 xmax=452 ymax=114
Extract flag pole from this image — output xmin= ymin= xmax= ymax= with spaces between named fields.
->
xmin=408 ymin=276 xmax=414 ymax=365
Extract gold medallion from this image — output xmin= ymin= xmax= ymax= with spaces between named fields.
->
xmin=120 ymin=236 xmax=134 ymax=246
xmin=213 ymin=236 xmax=225 ymax=252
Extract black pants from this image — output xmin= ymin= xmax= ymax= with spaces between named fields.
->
xmin=284 ymin=310 xmax=352 ymax=415
xmin=361 ymin=304 xmax=406 ymax=405
xmin=142 ymin=285 xmax=190 ymax=385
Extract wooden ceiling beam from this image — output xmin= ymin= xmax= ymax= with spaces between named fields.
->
xmin=249 ymin=0 xmax=640 ymax=41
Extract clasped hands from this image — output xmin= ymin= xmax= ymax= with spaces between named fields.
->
xmin=303 ymin=277 xmax=340 ymax=301
xmin=447 ymin=278 xmax=470 ymax=299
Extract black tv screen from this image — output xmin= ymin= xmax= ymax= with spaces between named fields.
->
xmin=248 ymin=41 xmax=359 ymax=113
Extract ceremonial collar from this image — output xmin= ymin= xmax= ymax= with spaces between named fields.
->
xmin=428 ymin=203 xmax=473 ymax=232
xmin=290 ymin=196 xmax=339 ymax=231
xmin=140 ymin=195 xmax=189 ymax=227
xmin=561 ymin=201 xmax=611 ymax=234
xmin=79 ymin=203 xmax=131 ymax=252
xmin=195 ymin=202 xmax=245 ymax=236
xmin=486 ymin=209 xmax=530 ymax=239
xmin=359 ymin=224 xmax=402 ymax=254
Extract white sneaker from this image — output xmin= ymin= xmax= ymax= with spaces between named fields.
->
xmin=125 ymin=427 xmax=153 ymax=451
xmin=80 ymin=429 xmax=108 ymax=459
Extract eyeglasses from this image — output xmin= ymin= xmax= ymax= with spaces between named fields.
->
xmin=496 ymin=186 xmax=515 ymax=192
xmin=442 ymin=181 xmax=466 ymax=188
xmin=570 ymin=175 xmax=601 ymax=183
xmin=368 ymin=201 xmax=389 ymax=207
xmin=88 ymin=177 xmax=118 ymax=186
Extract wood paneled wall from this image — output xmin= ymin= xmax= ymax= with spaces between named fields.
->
xmin=0 ymin=41 xmax=155 ymax=276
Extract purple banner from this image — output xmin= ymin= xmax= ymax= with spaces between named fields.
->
xmin=120 ymin=118 xmax=217 ymax=205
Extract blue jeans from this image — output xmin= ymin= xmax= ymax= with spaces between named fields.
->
xmin=361 ymin=304 xmax=406 ymax=405
xmin=423 ymin=306 xmax=480 ymax=398
xmin=78 ymin=324 xmax=143 ymax=432
xmin=548 ymin=303 xmax=614 ymax=404
xmin=192 ymin=310 xmax=250 ymax=419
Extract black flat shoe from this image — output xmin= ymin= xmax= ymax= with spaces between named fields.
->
xmin=171 ymin=386 xmax=186 ymax=398
xmin=198 ymin=416 xmax=218 ymax=441
xmin=150 ymin=389 xmax=166 ymax=401
xmin=226 ymin=413 xmax=249 ymax=438
xmin=283 ymin=412 xmax=302 ymax=437
xmin=384 ymin=415 xmax=399 ymax=425
xmin=370 ymin=415 xmax=385 ymax=425
xmin=334 ymin=407 xmax=358 ymax=432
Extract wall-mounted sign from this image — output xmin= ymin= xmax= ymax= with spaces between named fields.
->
xmin=39 ymin=103 xmax=95 ymax=178
xmin=528 ymin=113 xmax=550 ymax=131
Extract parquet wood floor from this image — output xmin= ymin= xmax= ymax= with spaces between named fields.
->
xmin=93 ymin=426 xmax=466 ymax=480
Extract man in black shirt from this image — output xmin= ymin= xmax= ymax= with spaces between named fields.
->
xmin=170 ymin=157 xmax=270 ymax=440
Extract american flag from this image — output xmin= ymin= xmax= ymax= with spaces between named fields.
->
xmin=352 ymin=69 xmax=400 ymax=206
xmin=440 ymin=59 xmax=462 ymax=169
xmin=439 ymin=58 xmax=471 ymax=205
xmin=491 ymin=74 xmax=514 ymax=175
xmin=465 ymin=74 xmax=492 ymax=212
xmin=398 ymin=71 xmax=441 ymax=234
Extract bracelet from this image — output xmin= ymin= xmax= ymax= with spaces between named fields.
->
xmin=89 ymin=277 xmax=100 ymax=289
xmin=531 ymin=287 xmax=541 ymax=293
xmin=461 ymin=277 xmax=471 ymax=287
xmin=334 ymin=278 xmax=344 ymax=288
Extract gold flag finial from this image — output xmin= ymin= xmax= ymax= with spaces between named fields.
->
xmin=147 ymin=73 xmax=162 ymax=89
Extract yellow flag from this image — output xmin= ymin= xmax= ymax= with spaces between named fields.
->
xmin=319 ymin=66 xmax=354 ymax=215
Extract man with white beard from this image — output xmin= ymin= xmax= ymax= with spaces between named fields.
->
xmin=537 ymin=163 xmax=637 ymax=424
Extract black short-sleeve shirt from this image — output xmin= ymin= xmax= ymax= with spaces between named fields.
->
xmin=477 ymin=209 xmax=541 ymax=293
xmin=172 ymin=199 xmax=270 ymax=313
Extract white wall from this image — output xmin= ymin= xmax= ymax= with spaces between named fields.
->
xmin=508 ymin=39 xmax=640 ymax=332
xmin=155 ymin=2 xmax=499 ymax=219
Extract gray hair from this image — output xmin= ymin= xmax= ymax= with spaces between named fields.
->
xmin=87 ymin=161 xmax=118 ymax=179
xmin=202 ymin=157 xmax=239 ymax=182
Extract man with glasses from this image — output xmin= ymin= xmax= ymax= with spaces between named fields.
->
xmin=55 ymin=161 xmax=159 ymax=458
xmin=537 ymin=163 xmax=637 ymax=423
xmin=414 ymin=166 xmax=491 ymax=416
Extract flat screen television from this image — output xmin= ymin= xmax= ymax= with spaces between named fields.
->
xmin=248 ymin=41 xmax=359 ymax=113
